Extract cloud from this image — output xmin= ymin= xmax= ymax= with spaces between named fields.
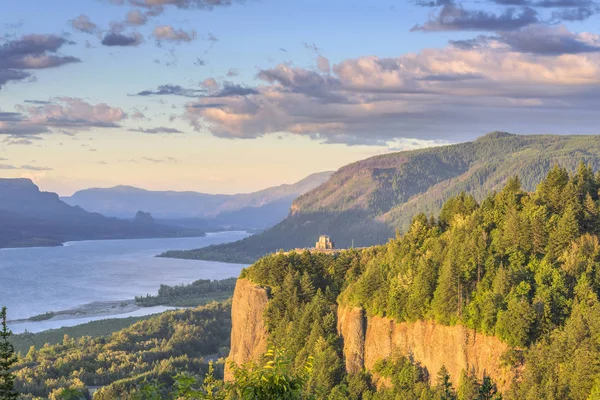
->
xmin=21 ymin=165 xmax=52 ymax=171
xmin=126 ymin=10 xmax=148 ymax=25
xmin=131 ymin=110 xmax=146 ymax=119
xmin=317 ymin=55 xmax=331 ymax=73
xmin=2 ymin=134 xmax=42 ymax=145
xmin=0 ymin=112 xmax=22 ymax=121
xmin=0 ymin=97 xmax=127 ymax=136
xmin=125 ymin=156 xmax=180 ymax=163
xmin=129 ymin=126 xmax=184 ymax=133
xmin=412 ymin=5 xmax=538 ymax=31
xmin=101 ymin=32 xmax=143 ymax=46
xmin=450 ymin=25 xmax=600 ymax=54
xmin=0 ymin=164 xmax=17 ymax=169
xmin=133 ymin=84 xmax=206 ymax=97
xmin=552 ymin=6 xmax=595 ymax=20
xmin=303 ymin=42 xmax=322 ymax=53
xmin=142 ymin=156 xmax=179 ymax=163
xmin=183 ymin=25 xmax=600 ymax=145
xmin=70 ymin=15 xmax=99 ymax=34
xmin=226 ymin=68 xmax=239 ymax=77
xmin=201 ymin=77 xmax=218 ymax=89
xmin=153 ymin=25 xmax=196 ymax=42
xmin=499 ymin=24 xmax=600 ymax=54
xmin=416 ymin=0 xmax=598 ymax=21
xmin=0 ymin=34 xmax=80 ymax=88
xmin=412 ymin=0 xmax=454 ymax=6
xmin=212 ymin=82 xmax=258 ymax=97
xmin=128 ymin=0 xmax=245 ymax=9
xmin=24 ymin=100 xmax=52 ymax=104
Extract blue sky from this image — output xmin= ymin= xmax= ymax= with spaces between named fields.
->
xmin=1 ymin=0 xmax=600 ymax=194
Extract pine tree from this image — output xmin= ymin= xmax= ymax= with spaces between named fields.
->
xmin=548 ymin=204 xmax=580 ymax=258
xmin=436 ymin=365 xmax=455 ymax=400
xmin=477 ymin=374 xmax=499 ymax=400
xmin=432 ymin=259 xmax=460 ymax=324
xmin=0 ymin=307 xmax=18 ymax=400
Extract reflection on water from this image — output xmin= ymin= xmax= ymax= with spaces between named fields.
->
xmin=10 ymin=306 xmax=179 ymax=334
xmin=0 ymin=231 xmax=250 ymax=332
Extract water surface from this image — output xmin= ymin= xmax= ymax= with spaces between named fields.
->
xmin=0 ymin=231 xmax=249 ymax=333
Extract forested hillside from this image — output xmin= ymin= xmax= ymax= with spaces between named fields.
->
xmin=11 ymin=302 xmax=231 ymax=399
xmin=166 ymin=132 xmax=600 ymax=263
xmin=223 ymin=163 xmax=600 ymax=399
xmin=7 ymin=164 xmax=600 ymax=399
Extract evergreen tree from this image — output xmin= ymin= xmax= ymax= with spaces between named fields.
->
xmin=436 ymin=365 xmax=456 ymax=400
xmin=0 ymin=307 xmax=18 ymax=400
xmin=548 ymin=204 xmax=580 ymax=257
xmin=477 ymin=374 xmax=499 ymax=400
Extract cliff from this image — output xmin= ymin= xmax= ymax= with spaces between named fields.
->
xmin=224 ymin=278 xmax=269 ymax=381
xmin=226 ymin=279 xmax=516 ymax=391
xmin=337 ymin=305 xmax=515 ymax=392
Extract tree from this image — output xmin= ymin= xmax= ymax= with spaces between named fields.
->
xmin=477 ymin=374 xmax=499 ymax=400
xmin=436 ymin=366 xmax=456 ymax=400
xmin=0 ymin=306 xmax=18 ymax=400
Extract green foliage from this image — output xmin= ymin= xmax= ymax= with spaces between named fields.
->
xmin=241 ymin=250 xmax=366 ymax=397
xmin=136 ymin=348 xmax=311 ymax=400
xmin=135 ymin=278 xmax=237 ymax=307
xmin=0 ymin=307 xmax=18 ymax=400
xmin=371 ymin=355 xmax=436 ymax=399
xmin=12 ymin=302 xmax=231 ymax=399
xmin=165 ymin=134 xmax=600 ymax=264
xmin=11 ymin=315 xmax=152 ymax=355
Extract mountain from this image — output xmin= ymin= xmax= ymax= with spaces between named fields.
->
xmin=222 ymin=164 xmax=600 ymax=398
xmin=62 ymin=171 xmax=333 ymax=220
xmin=0 ymin=179 xmax=204 ymax=248
xmin=163 ymin=132 xmax=600 ymax=263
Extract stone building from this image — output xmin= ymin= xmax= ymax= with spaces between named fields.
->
xmin=315 ymin=235 xmax=334 ymax=250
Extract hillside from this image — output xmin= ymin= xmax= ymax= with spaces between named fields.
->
xmin=62 ymin=171 xmax=333 ymax=220
xmin=9 ymin=164 xmax=600 ymax=398
xmin=10 ymin=302 xmax=231 ymax=399
xmin=166 ymin=132 xmax=600 ymax=263
xmin=0 ymin=179 xmax=204 ymax=248
xmin=223 ymin=165 xmax=600 ymax=398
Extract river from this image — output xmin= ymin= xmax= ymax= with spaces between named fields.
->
xmin=0 ymin=231 xmax=250 ymax=333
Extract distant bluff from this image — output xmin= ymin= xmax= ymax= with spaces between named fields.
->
xmin=182 ymin=133 xmax=600 ymax=263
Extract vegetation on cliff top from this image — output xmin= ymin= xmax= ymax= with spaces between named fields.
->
xmin=236 ymin=162 xmax=600 ymax=399
xmin=164 ymin=133 xmax=600 ymax=264
xmin=6 ymin=162 xmax=600 ymax=399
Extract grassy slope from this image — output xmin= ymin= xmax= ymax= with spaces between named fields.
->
xmin=162 ymin=132 xmax=600 ymax=263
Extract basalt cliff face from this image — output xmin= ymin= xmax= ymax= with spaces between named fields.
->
xmin=226 ymin=279 xmax=515 ymax=391
xmin=337 ymin=305 xmax=515 ymax=392
xmin=224 ymin=278 xmax=269 ymax=381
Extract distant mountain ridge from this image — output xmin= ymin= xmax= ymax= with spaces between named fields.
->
xmin=163 ymin=132 xmax=600 ymax=263
xmin=0 ymin=179 xmax=205 ymax=248
xmin=62 ymin=171 xmax=333 ymax=220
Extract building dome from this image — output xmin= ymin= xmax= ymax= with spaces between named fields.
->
xmin=315 ymin=235 xmax=334 ymax=250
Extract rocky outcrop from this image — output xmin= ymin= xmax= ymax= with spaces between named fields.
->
xmin=225 ymin=280 xmax=516 ymax=391
xmin=337 ymin=306 xmax=366 ymax=374
xmin=337 ymin=305 xmax=515 ymax=392
xmin=224 ymin=278 xmax=269 ymax=381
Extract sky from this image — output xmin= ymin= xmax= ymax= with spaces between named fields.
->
xmin=1 ymin=0 xmax=600 ymax=195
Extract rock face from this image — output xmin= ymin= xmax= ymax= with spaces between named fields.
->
xmin=337 ymin=305 xmax=514 ymax=392
xmin=225 ymin=281 xmax=515 ymax=391
xmin=224 ymin=278 xmax=269 ymax=381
